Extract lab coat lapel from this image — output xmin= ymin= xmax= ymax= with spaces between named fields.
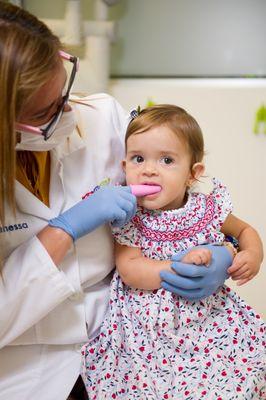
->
xmin=15 ymin=180 xmax=54 ymax=220
xmin=15 ymin=130 xmax=86 ymax=221
xmin=48 ymin=152 xmax=66 ymax=216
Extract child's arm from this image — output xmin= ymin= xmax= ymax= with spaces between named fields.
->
xmin=221 ymin=214 xmax=263 ymax=285
xmin=115 ymin=242 xmax=172 ymax=290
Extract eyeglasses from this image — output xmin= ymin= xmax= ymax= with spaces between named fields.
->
xmin=15 ymin=51 xmax=79 ymax=141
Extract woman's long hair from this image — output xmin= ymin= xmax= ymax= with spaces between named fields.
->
xmin=0 ymin=2 xmax=61 ymax=225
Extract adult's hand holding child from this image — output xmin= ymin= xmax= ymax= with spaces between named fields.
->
xmin=160 ymin=244 xmax=233 ymax=300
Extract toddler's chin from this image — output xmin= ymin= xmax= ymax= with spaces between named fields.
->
xmin=138 ymin=199 xmax=162 ymax=211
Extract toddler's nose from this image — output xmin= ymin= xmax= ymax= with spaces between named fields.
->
xmin=143 ymin=161 xmax=158 ymax=176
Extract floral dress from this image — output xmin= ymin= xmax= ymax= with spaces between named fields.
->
xmin=82 ymin=179 xmax=266 ymax=399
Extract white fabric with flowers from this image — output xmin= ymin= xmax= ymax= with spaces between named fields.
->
xmin=82 ymin=178 xmax=266 ymax=399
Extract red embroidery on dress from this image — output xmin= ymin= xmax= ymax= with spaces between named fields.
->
xmin=132 ymin=195 xmax=215 ymax=242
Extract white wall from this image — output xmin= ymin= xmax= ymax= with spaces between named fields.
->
xmin=110 ymin=0 xmax=266 ymax=77
xmin=110 ymin=78 xmax=266 ymax=319
xmin=24 ymin=0 xmax=266 ymax=77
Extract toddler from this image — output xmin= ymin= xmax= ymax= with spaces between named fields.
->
xmin=82 ymin=105 xmax=265 ymax=399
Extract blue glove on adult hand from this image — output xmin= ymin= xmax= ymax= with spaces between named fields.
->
xmin=49 ymin=186 xmax=137 ymax=240
xmin=160 ymin=245 xmax=233 ymax=300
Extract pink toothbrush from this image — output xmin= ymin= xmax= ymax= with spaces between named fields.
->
xmin=130 ymin=184 xmax=161 ymax=197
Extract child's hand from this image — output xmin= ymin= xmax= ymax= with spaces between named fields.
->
xmin=181 ymin=248 xmax=212 ymax=266
xmin=227 ymin=249 xmax=261 ymax=286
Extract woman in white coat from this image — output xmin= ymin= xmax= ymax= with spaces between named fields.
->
xmin=0 ymin=3 xmax=234 ymax=399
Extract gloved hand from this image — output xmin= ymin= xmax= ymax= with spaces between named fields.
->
xmin=159 ymin=245 xmax=233 ymax=300
xmin=49 ymin=186 xmax=137 ymax=241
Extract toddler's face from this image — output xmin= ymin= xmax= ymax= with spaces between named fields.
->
xmin=123 ymin=125 xmax=194 ymax=210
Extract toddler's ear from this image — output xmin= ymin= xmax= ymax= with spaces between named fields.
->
xmin=191 ymin=162 xmax=205 ymax=181
xmin=121 ymin=159 xmax=126 ymax=171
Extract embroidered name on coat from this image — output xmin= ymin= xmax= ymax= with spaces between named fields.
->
xmin=0 ymin=223 xmax=28 ymax=233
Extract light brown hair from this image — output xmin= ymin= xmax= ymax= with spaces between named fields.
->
xmin=125 ymin=104 xmax=205 ymax=173
xmin=0 ymin=2 xmax=61 ymax=224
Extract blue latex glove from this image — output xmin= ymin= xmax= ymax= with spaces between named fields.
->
xmin=48 ymin=186 xmax=137 ymax=240
xmin=160 ymin=245 xmax=233 ymax=300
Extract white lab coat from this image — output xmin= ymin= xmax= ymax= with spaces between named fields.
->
xmin=0 ymin=94 xmax=128 ymax=399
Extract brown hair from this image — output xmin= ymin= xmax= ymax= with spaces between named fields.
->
xmin=0 ymin=2 xmax=61 ymax=224
xmin=125 ymin=104 xmax=205 ymax=171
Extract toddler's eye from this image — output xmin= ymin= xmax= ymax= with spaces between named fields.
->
xmin=162 ymin=157 xmax=173 ymax=165
xmin=132 ymin=155 xmax=144 ymax=164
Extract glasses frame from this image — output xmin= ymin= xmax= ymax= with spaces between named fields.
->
xmin=15 ymin=50 xmax=79 ymax=141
